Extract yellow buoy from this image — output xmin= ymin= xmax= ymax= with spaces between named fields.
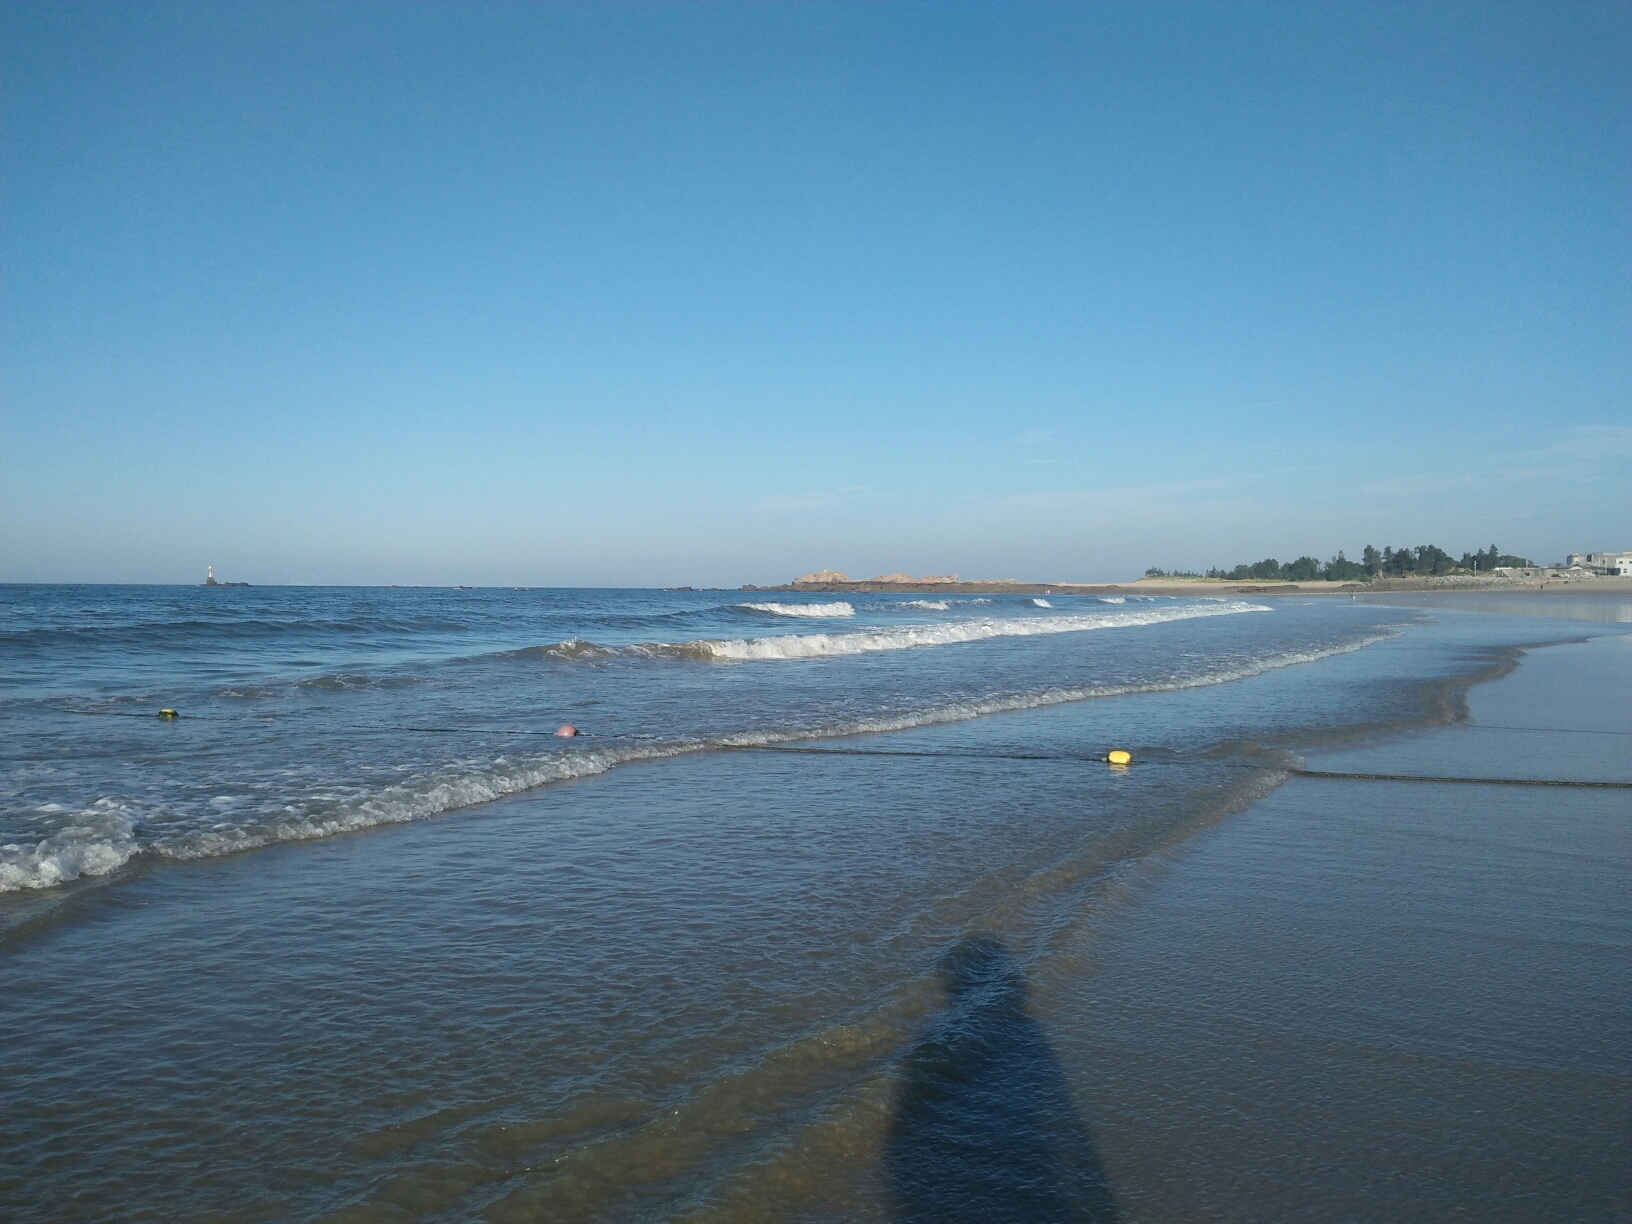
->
xmin=158 ymin=708 xmax=179 ymax=720
xmin=1106 ymin=749 xmax=1132 ymax=766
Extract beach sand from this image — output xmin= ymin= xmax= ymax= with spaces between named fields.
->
xmin=1055 ymin=631 xmax=1631 ymax=1220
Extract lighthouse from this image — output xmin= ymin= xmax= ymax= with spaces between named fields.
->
xmin=205 ymin=566 xmax=218 ymax=586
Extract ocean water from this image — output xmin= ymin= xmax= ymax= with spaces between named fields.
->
xmin=2 ymin=585 xmax=1366 ymax=898
xmin=0 ymin=585 xmax=1626 ymax=1221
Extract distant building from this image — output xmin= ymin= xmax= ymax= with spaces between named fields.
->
xmin=1567 ymin=551 xmax=1632 ymax=576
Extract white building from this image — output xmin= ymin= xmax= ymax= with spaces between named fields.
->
xmin=1566 ymin=551 xmax=1632 ymax=576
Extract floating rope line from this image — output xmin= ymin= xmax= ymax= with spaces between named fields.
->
xmin=721 ymin=744 xmax=1632 ymax=788
xmin=721 ymin=744 xmax=1632 ymax=789
xmin=1287 ymin=768 xmax=1631 ymax=789
xmin=1448 ymin=725 xmax=1631 ymax=737
xmin=65 ymin=707 xmax=1629 ymax=739
xmin=49 ymin=710 xmax=1632 ymax=785
xmin=720 ymin=744 xmax=1085 ymax=761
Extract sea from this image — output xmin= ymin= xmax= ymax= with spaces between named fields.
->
xmin=1 ymin=584 xmax=1627 ymax=1221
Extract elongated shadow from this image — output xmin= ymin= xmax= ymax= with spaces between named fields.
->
xmin=885 ymin=936 xmax=1118 ymax=1223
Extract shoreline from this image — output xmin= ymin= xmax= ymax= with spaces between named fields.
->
xmin=2 ymin=595 xmax=1625 ymax=1220
xmin=744 ymin=575 xmax=1632 ymax=597
xmin=1068 ymin=630 xmax=1631 ymax=1219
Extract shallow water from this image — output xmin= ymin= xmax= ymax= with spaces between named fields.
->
xmin=0 ymin=587 xmax=1626 ymax=1220
xmin=1361 ymin=586 xmax=1632 ymax=623
xmin=4 ymin=585 xmax=1412 ymax=902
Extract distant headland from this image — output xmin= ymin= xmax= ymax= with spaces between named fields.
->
xmin=741 ymin=570 xmax=1333 ymax=596
xmin=1138 ymin=542 xmax=1630 ymax=589
xmin=742 ymin=550 xmax=1632 ymax=596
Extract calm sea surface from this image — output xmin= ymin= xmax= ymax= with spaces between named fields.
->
xmin=1 ymin=585 xmax=1626 ymax=1220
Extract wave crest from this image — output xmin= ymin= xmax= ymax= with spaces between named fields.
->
xmin=0 ymin=622 xmax=1392 ymax=893
xmin=0 ymin=801 xmax=143 ymax=891
xmin=738 ymin=602 xmax=856 ymax=618
xmin=684 ymin=602 xmax=1268 ymax=662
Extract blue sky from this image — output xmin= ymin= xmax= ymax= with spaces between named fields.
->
xmin=4 ymin=1 xmax=1628 ymax=585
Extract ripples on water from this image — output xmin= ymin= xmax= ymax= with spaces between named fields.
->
xmin=1 ymin=586 xmax=1366 ymax=893
xmin=1 ymin=585 xmax=1625 ymax=1221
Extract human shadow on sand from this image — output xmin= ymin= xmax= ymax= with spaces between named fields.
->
xmin=885 ymin=936 xmax=1118 ymax=1224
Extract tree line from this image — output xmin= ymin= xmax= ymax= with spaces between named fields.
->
xmin=1144 ymin=544 xmax=1535 ymax=583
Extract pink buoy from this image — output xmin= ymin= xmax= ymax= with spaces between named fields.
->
xmin=555 ymin=723 xmax=579 ymax=737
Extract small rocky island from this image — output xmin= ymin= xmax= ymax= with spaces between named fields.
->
xmin=202 ymin=566 xmax=250 ymax=587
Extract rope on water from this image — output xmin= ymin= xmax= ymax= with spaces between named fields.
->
xmin=65 ymin=708 xmax=1630 ymax=738
xmin=1287 ymin=768 xmax=1631 ymax=789
xmin=1453 ymin=724 xmax=1630 ymax=737
xmin=53 ymin=714 xmax=1632 ymax=786
xmin=721 ymin=744 xmax=1632 ymax=787
xmin=720 ymin=744 xmax=1082 ymax=761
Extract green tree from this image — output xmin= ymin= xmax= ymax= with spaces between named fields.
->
xmin=1323 ymin=551 xmax=1368 ymax=581
xmin=1415 ymin=545 xmax=1455 ymax=575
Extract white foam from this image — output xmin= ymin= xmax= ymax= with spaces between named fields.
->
xmin=154 ymin=748 xmax=661 ymax=864
xmin=0 ymin=801 xmax=142 ymax=891
xmin=716 ymin=628 xmax=1399 ymax=742
xmin=1032 ymin=598 xmax=1052 ymax=607
xmin=0 ymin=623 xmax=1397 ymax=892
xmin=685 ymin=602 xmax=1270 ymax=662
xmin=901 ymin=600 xmax=950 ymax=610
xmin=1098 ymin=596 xmax=1125 ymax=604
xmin=738 ymin=602 xmax=856 ymax=618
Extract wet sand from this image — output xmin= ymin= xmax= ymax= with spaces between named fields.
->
xmin=1056 ymin=631 xmax=1631 ymax=1220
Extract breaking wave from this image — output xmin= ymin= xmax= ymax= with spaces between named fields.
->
xmin=488 ymin=639 xmax=619 ymax=663
xmin=1032 ymin=598 xmax=1052 ymax=607
xmin=901 ymin=600 xmax=950 ymax=610
xmin=0 ymin=626 xmax=1395 ymax=893
xmin=738 ymin=602 xmax=856 ymax=618
xmin=488 ymin=603 xmax=1272 ymax=666
xmin=663 ymin=601 xmax=1268 ymax=662
xmin=0 ymin=801 xmax=144 ymax=892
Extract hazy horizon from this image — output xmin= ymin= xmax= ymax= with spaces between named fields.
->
xmin=4 ymin=2 xmax=1628 ymax=587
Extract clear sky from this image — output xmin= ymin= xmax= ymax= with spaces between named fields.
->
xmin=3 ymin=1 xmax=1628 ymax=586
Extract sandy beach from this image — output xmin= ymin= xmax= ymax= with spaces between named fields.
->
xmin=746 ymin=576 xmax=1632 ymax=599
xmin=1056 ymin=629 xmax=1631 ymax=1220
